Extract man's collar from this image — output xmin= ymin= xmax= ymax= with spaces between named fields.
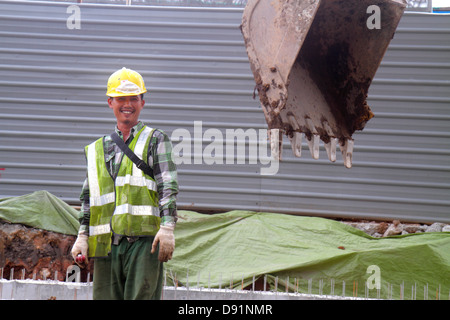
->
xmin=114 ymin=121 xmax=144 ymax=138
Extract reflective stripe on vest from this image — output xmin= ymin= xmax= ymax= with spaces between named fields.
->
xmin=90 ymin=223 xmax=111 ymax=236
xmin=86 ymin=126 xmax=160 ymax=258
xmin=115 ymin=174 xmax=157 ymax=191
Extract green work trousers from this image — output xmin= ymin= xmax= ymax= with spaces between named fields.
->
xmin=93 ymin=237 xmax=163 ymax=300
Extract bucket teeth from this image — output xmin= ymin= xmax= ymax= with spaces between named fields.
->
xmin=306 ymin=134 xmax=320 ymax=160
xmin=304 ymin=118 xmax=319 ymax=160
xmin=285 ymin=131 xmax=352 ymax=167
xmin=269 ymin=128 xmax=282 ymax=161
xmin=322 ymin=121 xmax=337 ymax=162
xmin=288 ymin=115 xmax=302 ymax=158
xmin=339 ymin=139 xmax=354 ymax=169
xmin=289 ymin=131 xmax=303 ymax=158
xmin=324 ymin=138 xmax=337 ymax=162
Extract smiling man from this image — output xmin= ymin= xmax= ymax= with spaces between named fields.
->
xmin=71 ymin=67 xmax=179 ymax=300
xmin=108 ymin=94 xmax=144 ymax=138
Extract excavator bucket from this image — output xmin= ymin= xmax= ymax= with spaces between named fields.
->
xmin=241 ymin=0 xmax=406 ymax=168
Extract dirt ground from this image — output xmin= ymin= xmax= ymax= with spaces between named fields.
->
xmin=0 ymin=220 xmax=93 ymax=282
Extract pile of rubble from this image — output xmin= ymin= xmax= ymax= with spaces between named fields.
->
xmin=341 ymin=219 xmax=450 ymax=237
xmin=0 ymin=220 xmax=92 ymax=281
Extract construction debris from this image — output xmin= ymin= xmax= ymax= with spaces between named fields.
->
xmin=341 ymin=219 xmax=450 ymax=238
xmin=0 ymin=220 xmax=93 ymax=282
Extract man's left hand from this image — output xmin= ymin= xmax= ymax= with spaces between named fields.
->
xmin=151 ymin=225 xmax=175 ymax=262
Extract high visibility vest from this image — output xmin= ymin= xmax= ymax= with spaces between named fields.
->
xmin=85 ymin=126 xmax=160 ymax=258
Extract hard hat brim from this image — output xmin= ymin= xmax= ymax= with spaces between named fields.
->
xmin=106 ymin=89 xmax=147 ymax=97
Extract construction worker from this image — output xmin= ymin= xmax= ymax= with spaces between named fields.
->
xmin=71 ymin=67 xmax=179 ymax=300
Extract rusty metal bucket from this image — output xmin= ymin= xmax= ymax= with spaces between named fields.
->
xmin=241 ymin=0 xmax=406 ymax=168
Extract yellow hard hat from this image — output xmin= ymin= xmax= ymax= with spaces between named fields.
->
xmin=106 ymin=67 xmax=147 ymax=97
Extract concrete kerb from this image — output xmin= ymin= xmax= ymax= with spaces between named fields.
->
xmin=0 ymin=279 xmax=375 ymax=300
xmin=0 ymin=278 xmax=93 ymax=300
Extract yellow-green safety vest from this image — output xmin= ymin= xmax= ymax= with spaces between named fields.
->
xmin=85 ymin=126 xmax=160 ymax=258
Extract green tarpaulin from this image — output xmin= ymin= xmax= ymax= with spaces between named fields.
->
xmin=167 ymin=210 xmax=450 ymax=300
xmin=0 ymin=190 xmax=80 ymax=235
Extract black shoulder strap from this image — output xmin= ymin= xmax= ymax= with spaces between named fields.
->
xmin=111 ymin=131 xmax=154 ymax=178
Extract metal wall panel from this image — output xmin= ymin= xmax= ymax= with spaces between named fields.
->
xmin=0 ymin=1 xmax=449 ymax=223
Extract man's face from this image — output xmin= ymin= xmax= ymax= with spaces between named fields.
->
xmin=108 ymin=95 xmax=145 ymax=127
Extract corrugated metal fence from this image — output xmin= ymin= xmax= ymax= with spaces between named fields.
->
xmin=0 ymin=0 xmax=449 ymax=223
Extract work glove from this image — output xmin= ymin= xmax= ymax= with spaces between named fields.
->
xmin=151 ymin=225 xmax=175 ymax=262
xmin=71 ymin=233 xmax=89 ymax=265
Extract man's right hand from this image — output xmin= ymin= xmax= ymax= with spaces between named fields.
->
xmin=71 ymin=233 xmax=89 ymax=265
